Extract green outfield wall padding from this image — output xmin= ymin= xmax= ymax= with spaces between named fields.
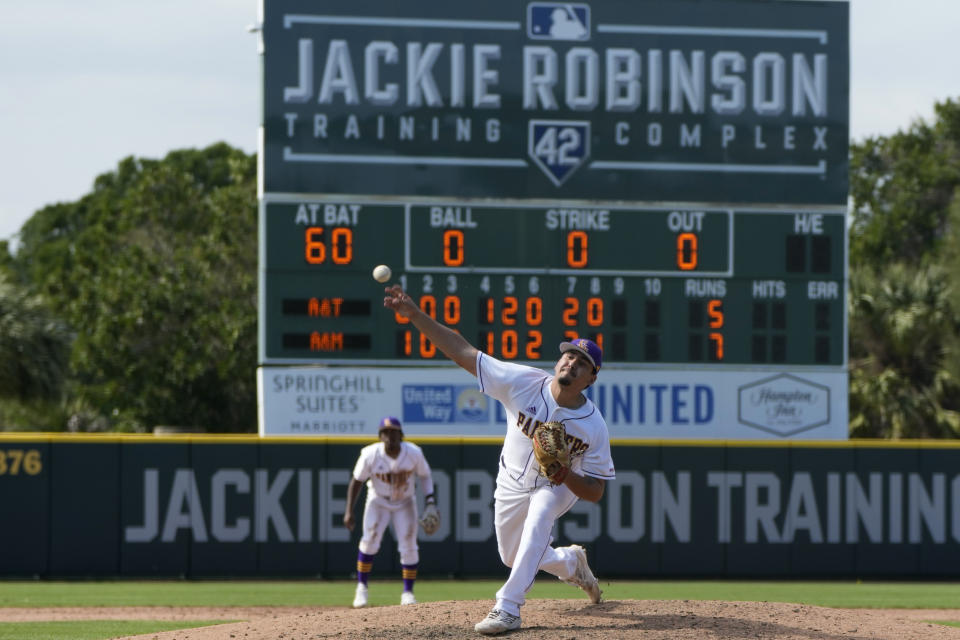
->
xmin=0 ymin=436 xmax=959 ymax=578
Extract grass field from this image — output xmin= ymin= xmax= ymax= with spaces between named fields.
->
xmin=5 ymin=579 xmax=960 ymax=609
xmin=2 ymin=579 xmax=960 ymax=640
xmin=0 ymin=620 xmax=227 ymax=640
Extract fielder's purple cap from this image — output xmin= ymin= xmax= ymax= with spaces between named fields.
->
xmin=378 ymin=416 xmax=403 ymax=431
xmin=559 ymin=338 xmax=602 ymax=371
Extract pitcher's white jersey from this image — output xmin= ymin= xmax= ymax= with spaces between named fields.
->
xmin=353 ymin=441 xmax=434 ymax=503
xmin=476 ymin=352 xmax=615 ymax=490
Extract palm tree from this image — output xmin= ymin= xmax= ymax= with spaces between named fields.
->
xmin=848 ymin=263 xmax=960 ymax=438
xmin=0 ymin=275 xmax=70 ymax=402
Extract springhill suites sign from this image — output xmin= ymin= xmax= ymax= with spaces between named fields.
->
xmin=261 ymin=0 xmax=849 ymax=204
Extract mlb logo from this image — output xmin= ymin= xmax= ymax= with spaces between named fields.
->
xmin=527 ymin=3 xmax=590 ymax=41
xmin=528 ymin=120 xmax=590 ymax=186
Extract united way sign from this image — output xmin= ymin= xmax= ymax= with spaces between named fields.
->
xmin=260 ymin=0 xmax=849 ymax=204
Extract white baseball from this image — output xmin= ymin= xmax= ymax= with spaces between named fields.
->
xmin=372 ymin=264 xmax=392 ymax=283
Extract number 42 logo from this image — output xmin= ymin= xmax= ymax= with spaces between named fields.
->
xmin=528 ymin=120 xmax=590 ymax=187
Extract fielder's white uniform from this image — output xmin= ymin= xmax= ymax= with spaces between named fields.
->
xmin=476 ymin=352 xmax=615 ymax=616
xmin=352 ymin=441 xmax=435 ymax=565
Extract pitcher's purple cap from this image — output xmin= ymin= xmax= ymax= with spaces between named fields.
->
xmin=378 ymin=416 xmax=403 ymax=431
xmin=558 ymin=338 xmax=602 ymax=372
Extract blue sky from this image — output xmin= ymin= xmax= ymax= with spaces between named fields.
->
xmin=1 ymin=0 xmax=957 ymax=242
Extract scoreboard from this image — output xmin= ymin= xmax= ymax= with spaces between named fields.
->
xmin=263 ymin=199 xmax=844 ymax=367
xmin=256 ymin=0 xmax=850 ymax=439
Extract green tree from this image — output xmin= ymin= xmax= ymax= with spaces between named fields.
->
xmin=847 ymin=97 xmax=960 ymax=438
xmin=10 ymin=143 xmax=257 ymax=432
xmin=848 ymin=263 xmax=960 ymax=438
xmin=0 ymin=274 xmax=70 ymax=403
xmin=849 ymin=98 xmax=960 ymax=268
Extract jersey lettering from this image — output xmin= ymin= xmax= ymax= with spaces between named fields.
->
xmin=566 ymin=435 xmax=589 ymax=457
xmin=516 ymin=412 xmax=536 ymax=437
xmin=374 ymin=470 xmax=413 ymax=487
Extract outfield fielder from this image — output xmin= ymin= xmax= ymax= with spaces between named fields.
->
xmin=343 ymin=416 xmax=436 ymax=608
xmin=384 ymin=284 xmax=614 ymax=636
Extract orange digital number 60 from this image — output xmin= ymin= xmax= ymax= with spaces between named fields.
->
xmin=305 ymin=226 xmax=353 ymax=265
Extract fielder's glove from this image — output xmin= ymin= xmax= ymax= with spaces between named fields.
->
xmin=419 ymin=500 xmax=440 ymax=535
xmin=531 ymin=421 xmax=571 ymax=485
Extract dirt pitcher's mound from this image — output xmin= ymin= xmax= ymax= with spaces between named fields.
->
xmin=101 ymin=599 xmax=960 ymax=640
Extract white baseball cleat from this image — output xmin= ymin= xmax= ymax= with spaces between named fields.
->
xmin=474 ymin=608 xmax=522 ymax=635
xmin=563 ymin=544 xmax=602 ymax=604
xmin=400 ymin=590 xmax=417 ymax=605
xmin=352 ymin=583 xmax=368 ymax=608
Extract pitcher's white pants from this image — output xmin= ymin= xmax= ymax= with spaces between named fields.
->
xmin=492 ymin=466 xmax=582 ymax=616
xmin=358 ymin=495 xmax=419 ymax=565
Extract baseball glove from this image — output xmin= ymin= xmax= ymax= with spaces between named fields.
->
xmin=531 ymin=421 xmax=571 ymax=485
xmin=419 ymin=501 xmax=440 ymax=535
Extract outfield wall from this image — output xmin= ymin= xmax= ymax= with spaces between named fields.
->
xmin=1 ymin=435 xmax=958 ymax=578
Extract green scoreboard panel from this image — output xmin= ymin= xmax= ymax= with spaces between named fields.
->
xmin=261 ymin=198 xmax=845 ymax=367
xmin=260 ymin=0 xmax=850 ymax=204
xmin=256 ymin=0 xmax=850 ymax=438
